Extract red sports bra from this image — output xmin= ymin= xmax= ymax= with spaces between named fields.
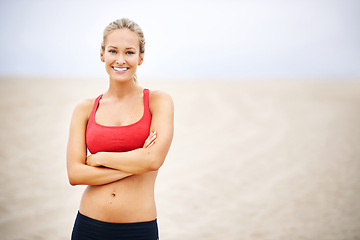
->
xmin=86 ymin=89 xmax=152 ymax=154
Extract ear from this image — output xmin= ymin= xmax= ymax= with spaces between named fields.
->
xmin=100 ymin=51 xmax=105 ymax=62
xmin=138 ymin=55 xmax=144 ymax=66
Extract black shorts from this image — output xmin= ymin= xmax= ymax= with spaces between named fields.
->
xmin=71 ymin=211 xmax=159 ymax=240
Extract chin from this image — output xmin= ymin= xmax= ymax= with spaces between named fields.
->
xmin=111 ymin=76 xmax=134 ymax=83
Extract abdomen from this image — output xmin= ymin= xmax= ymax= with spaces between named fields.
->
xmin=79 ymin=171 xmax=158 ymax=223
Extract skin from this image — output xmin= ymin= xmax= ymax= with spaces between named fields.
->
xmin=66 ymin=28 xmax=174 ymax=223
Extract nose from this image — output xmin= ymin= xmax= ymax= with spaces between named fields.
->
xmin=116 ymin=55 xmax=126 ymax=65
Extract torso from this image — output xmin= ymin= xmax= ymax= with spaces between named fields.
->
xmin=80 ymin=88 xmax=157 ymax=223
xmin=79 ymin=172 xmax=158 ymax=223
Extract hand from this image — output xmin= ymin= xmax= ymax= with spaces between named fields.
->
xmin=85 ymin=153 xmax=101 ymax=167
xmin=143 ymin=132 xmax=157 ymax=148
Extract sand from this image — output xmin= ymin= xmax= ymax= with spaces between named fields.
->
xmin=0 ymin=77 xmax=359 ymax=240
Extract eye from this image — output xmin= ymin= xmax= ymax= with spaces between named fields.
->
xmin=126 ymin=51 xmax=135 ymax=55
xmin=109 ymin=50 xmax=117 ymax=54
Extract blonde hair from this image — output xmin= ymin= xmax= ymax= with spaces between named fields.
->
xmin=101 ymin=18 xmax=145 ymax=82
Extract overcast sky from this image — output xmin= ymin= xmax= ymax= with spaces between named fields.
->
xmin=0 ymin=0 xmax=359 ymax=80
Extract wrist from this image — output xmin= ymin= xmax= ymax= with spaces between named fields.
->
xmin=97 ymin=152 xmax=106 ymax=166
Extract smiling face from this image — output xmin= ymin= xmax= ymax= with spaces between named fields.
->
xmin=101 ymin=28 xmax=144 ymax=83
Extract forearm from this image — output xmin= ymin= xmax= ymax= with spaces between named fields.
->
xmin=92 ymin=136 xmax=171 ymax=174
xmin=68 ymin=164 xmax=132 ymax=186
xmin=96 ymin=149 xmax=156 ymax=174
xmin=86 ymin=91 xmax=174 ymax=175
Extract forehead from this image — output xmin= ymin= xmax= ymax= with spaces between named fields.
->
xmin=105 ymin=28 xmax=139 ymax=49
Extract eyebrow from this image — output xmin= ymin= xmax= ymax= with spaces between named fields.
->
xmin=108 ymin=46 xmax=137 ymax=50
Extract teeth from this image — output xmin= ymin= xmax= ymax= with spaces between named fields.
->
xmin=113 ymin=67 xmax=128 ymax=72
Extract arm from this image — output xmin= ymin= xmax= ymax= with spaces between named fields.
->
xmin=86 ymin=91 xmax=174 ymax=174
xmin=66 ymin=99 xmax=133 ymax=186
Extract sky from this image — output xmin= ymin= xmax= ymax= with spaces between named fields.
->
xmin=0 ymin=0 xmax=359 ymax=80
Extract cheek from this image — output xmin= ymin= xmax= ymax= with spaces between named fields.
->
xmin=128 ymin=57 xmax=140 ymax=66
xmin=104 ymin=54 xmax=114 ymax=62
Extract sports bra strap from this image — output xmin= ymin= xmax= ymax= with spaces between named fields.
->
xmin=89 ymin=94 xmax=103 ymax=121
xmin=89 ymin=89 xmax=150 ymax=123
xmin=143 ymin=88 xmax=149 ymax=110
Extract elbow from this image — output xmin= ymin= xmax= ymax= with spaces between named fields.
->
xmin=69 ymin=178 xmax=79 ymax=186
xmin=69 ymin=181 xmax=77 ymax=187
xmin=143 ymin=148 xmax=168 ymax=172
xmin=68 ymin=175 xmax=79 ymax=186
xmin=69 ymin=176 xmax=85 ymax=186
xmin=67 ymin=169 xmax=82 ymax=186
xmin=147 ymin=156 xmax=165 ymax=172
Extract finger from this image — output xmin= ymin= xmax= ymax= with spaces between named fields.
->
xmin=144 ymin=132 xmax=157 ymax=148
xmin=149 ymin=132 xmax=157 ymax=143
xmin=143 ymin=132 xmax=155 ymax=148
xmin=148 ymin=133 xmax=157 ymax=148
xmin=147 ymin=141 xmax=155 ymax=148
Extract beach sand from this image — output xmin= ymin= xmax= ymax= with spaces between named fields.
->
xmin=0 ymin=77 xmax=359 ymax=239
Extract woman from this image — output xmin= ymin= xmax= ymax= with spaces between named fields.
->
xmin=66 ymin=18 xmax=174 ymax=239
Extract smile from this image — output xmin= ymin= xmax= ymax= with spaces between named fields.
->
xmin=112 ymin=67 xmax=129 ymax=73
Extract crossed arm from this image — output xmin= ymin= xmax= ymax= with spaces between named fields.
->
xmin=66 ymin=91 xmax=174 ymax=186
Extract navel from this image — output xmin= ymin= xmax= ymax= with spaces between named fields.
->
xmin=109 ymin=192 xmax=116 ymax=205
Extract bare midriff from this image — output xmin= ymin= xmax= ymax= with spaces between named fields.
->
xmin=79 ymin=171 xmax=158 ymax=223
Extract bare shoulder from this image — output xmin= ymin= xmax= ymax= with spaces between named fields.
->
xmin=149 ymin=90 xmax=173 ymax=106
xmin=72 ymin=97 xmax=96 ymax=121
xmin=148 ymin=90 xmax=174 ymax=115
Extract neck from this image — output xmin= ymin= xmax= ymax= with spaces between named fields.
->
xmin=105 ymin=78 xmax=141 ymax=99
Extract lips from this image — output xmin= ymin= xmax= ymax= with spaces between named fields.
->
xmin=112 ymin=66 xmax=129 ymax=73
